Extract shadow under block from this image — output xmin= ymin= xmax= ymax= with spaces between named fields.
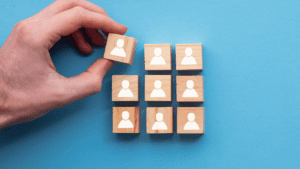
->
xmin=112 ymin=75 xmax=139 ymax=102
xmin=177 ymin=107 xmax=204 ymax=134
xmin=113 ymin=107 xmax=140 ymax=133
xmin=175 ymin=44 xmax=203 ymax=71
xmin=176 ymin=75 xmax=204 ymax=102
xmin=146 ymin=107 xmax=173 ymax=134
xmin=144 ymin=44 xmax=172 ymax=71
xmin=145 ymin=75 xmax=172 ymax=101
xmin=104 ymin=33 xmax=138 ymax=65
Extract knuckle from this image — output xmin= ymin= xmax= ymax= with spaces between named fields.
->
xmin=13 ymin=20 xmax=41 ymax=46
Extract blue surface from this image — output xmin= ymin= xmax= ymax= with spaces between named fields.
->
xmin=1 ymin=0 xmax=300 ymax=168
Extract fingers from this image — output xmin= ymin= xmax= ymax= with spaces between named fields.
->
xmin=83 ymin=28 xmax=106 ymax=46
xmin=60 ymin=59 xmax=114 ymax=105
xmin=70 ymin=30 xmax=93 ymax=54
xmin=43 ymin=7 xmax=127 ymax=47
xmin=32 ymin=0 xmax=108 ymax=20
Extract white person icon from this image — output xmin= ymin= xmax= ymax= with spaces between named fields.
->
xmin=152 ymin=113 xmax=168 ymax=130
xmin=184 ymin=113 xmax=200 ymax=130
xmin=118 ymin=111 xmax=134 ymax=128
xmin=118 ymin=80 xmax=134 ymax=98
xmin=182 ymin=80 xmax=198 ymax=97
xmin=110 ymin=39 xmax=126 ymax=57
xmin=181 ymin=47 xmax=197 ymax=65
xmin=150 ymin=47 xmax=166 ymax=65
xmin=150 ymin=80 xmax=166 ymax=98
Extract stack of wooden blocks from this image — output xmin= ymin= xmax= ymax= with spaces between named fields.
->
xmin=104 ymin=33 xmax=204 ymax=134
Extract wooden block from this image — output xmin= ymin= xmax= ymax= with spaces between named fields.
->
xmin=145 ymin=75 xmax=172 ymax=101
xmin=177 ymin=107 xmax=204 ymax=134
xmin=112 ymin=75 xmax=139 ymax=102
xmin=113 ymin=107 xmax=140 ymax=133
xmin=104 ymin=33 xmax=138 ymax=65
xmin=146 ymin=107 xmax=173 ymax=134
xmin=144 ymin=44 xmax=172 ymax=71
xmin=176 ymin=75 xmax=204 ymax=102
xmin=175 ymin=44 xmax=202 ymax=70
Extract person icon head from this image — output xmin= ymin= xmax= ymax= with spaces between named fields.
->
xmin=122 ymin=80 xmax=129 ymax=89
xmin=154 ymin=80 xmax=162 ymax=89
xmin=156 ymin=112 xmax=164 ymax=122
xmin=187 ymin=80 xmax=194 ymax=89
xmin=154 ymin=47 xmax=162 ymax=56
xmin=188 ymin=113 xmax=195 ymax=122
xmin=117 ymin=39 xmax=124 ymax=48
xmin=122 ymin=111 xmax=130 ymax=120
xmin=185 ymin=47 xmax=193 ymax=56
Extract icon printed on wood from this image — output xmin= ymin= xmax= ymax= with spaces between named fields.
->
xmin=177 ymin=76 xmax=203 ymax=102
xmin=147 ymin=107 xmax=173 ymax=134
xmin=104 ymin=33 xmax=138 ymax=65
xmin=177 ymin=107 xmax=204 ymax=134
xmin=118 ymin=111 xmax=134 ymax=128
xmin=112 ymin=75 xmax=139 ymax=101
xmin=113 ymin=107 xmax=140 ymax=133
xmin=152 ymin=113 xmax=168 ymax=130
xmin=182 ymin=80 xmax=198 ymax=98
xmin=110 ymin=39 xmax=126 ymax=57
xmin=118 ymin=80 xmax=134 ymax=98
xmin=176 ymin=44 xmax=202 ymax=70
xmin=150 ymin=80 xmax=166 ymax=98
xmin=144 ymin=44 xmax=172 ymax=71
xmin=145 ymin=75 xmax=172 ymax=101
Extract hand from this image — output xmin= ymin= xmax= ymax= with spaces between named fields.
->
xmin=0 ymin=0 xmax=127 ymax=129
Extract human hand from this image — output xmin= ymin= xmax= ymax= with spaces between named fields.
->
xmin=0 ymin=0 xmax=127 ymax=129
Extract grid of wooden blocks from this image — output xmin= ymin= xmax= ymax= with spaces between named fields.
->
xmin=105 ymin=34 xmax=204 ymax=135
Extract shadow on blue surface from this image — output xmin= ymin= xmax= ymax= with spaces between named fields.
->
xmin=179 ymin=134 xmax=203 ymax=142
xmin=116 ymin=133 xmax=140 ymax=141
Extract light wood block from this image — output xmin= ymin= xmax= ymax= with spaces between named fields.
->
xmin=145 ymin=75 xmax=172 ymax=101
xmin=176 ymin=75 xmax=204 ymax=102
xmin=113 ymin=107 xmax=140 ymax=133
xmin=175 ymin=44 xmax=202 ymax=71
xmin=146 ymin=107 xmax=173 ymax=134
xmin=177 ymin=107 xmax=204 ymax=134
xmin=144 ymin=44 xmax=172 ymax=71
xmin=104 ymin=33 xmax=138 ymax=65
xmin=112 ymin=75 xmax=139 ymax=102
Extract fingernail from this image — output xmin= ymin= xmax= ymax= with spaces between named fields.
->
xmin=105 ymin=61 xmax=114 ymax=71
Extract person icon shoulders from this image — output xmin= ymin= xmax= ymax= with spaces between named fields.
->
xmin=150 ymin=47 xmax=166 ymax=65
xmin=118 ymin=80 xmax=134 ymax=98
xmin=150 ymin=80 xmax=166 ymax=97
xmin=111 ymin=39 xmax=126 ymax=57
xmin=182 ymin=80 xmax=198 ymax=97
xmin=118 ymin=111 xmax=134 ymax=128
xmin=184 ymin=113 xmax=199 ymax=130
xmin=181 ymin=47 xmax=197 ymax=65
xmin=152 ymin=113 xmax=168 ymax=130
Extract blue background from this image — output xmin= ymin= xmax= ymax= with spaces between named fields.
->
xmin=1 ymin=0 xmax=300 ymax=168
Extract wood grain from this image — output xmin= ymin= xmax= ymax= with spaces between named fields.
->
xmin=175 ymin=44 xmax=202 ymax=71
xmin=145 ymin=75 xmax=172 ymax=101
xmin=146 ymin=107 xmax=173 ymax=134
xmin=144 ymin=44 xmax=172 ymax=71
xmin=112 ymin=75 xmax=139 ymax=102
xmin=113 ymin=107 xmax=140 ymax=133
xmin=177 ymin=107 xmax=204 ymax=134
xmin=176 ymin=75 xmax=204 ymax=102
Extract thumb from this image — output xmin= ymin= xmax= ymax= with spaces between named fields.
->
xmin=62 ymin=58 xmax=114 ymax=104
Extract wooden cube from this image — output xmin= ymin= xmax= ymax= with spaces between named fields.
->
xmin=112 ymin=75 xmax=139 ymax=102
xmin=145 ymin=75 xmax=172 ymax=101
xmin=176 ymin=76 xmax=204 ymax=102
xmin=146 ymin=107 xmax=173 ymax=134
xmin=113 ymin=107 xmax=140 ymax=133
xmin=144 ymin=44 xmax=172 ymax=71
xmin=104 ymin=33 xmax=138 ymax=65
xmin=177 ymin=107 xmax=204 ymax=134
xmin=175 ymin=44 xmax=202 ymax=71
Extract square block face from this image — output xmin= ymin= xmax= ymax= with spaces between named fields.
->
xmin=177 ymin=107 xmax=204 ymax=134
xmin=113 ymin=107 xmax=140 ymax=133
xmin=145 ymin=75 xmax=172 ymax=101
xmin=112 ymin=75 xmax=139 ymax=102
xmin=104 ymin=33 xmax=138 ymax=65
xmin=177 ymin=76 xmax=204 ymax=102
xmin=144 ymin=44 xmax=172 ymax=71
xmin=176 ymin=44 xmax=203 ymax=71
xmin=147 ymin=107 xmax=173 ymax=134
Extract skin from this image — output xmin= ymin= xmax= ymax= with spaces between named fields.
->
xmin=0 ymin=0 xmax=127 ymax=129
